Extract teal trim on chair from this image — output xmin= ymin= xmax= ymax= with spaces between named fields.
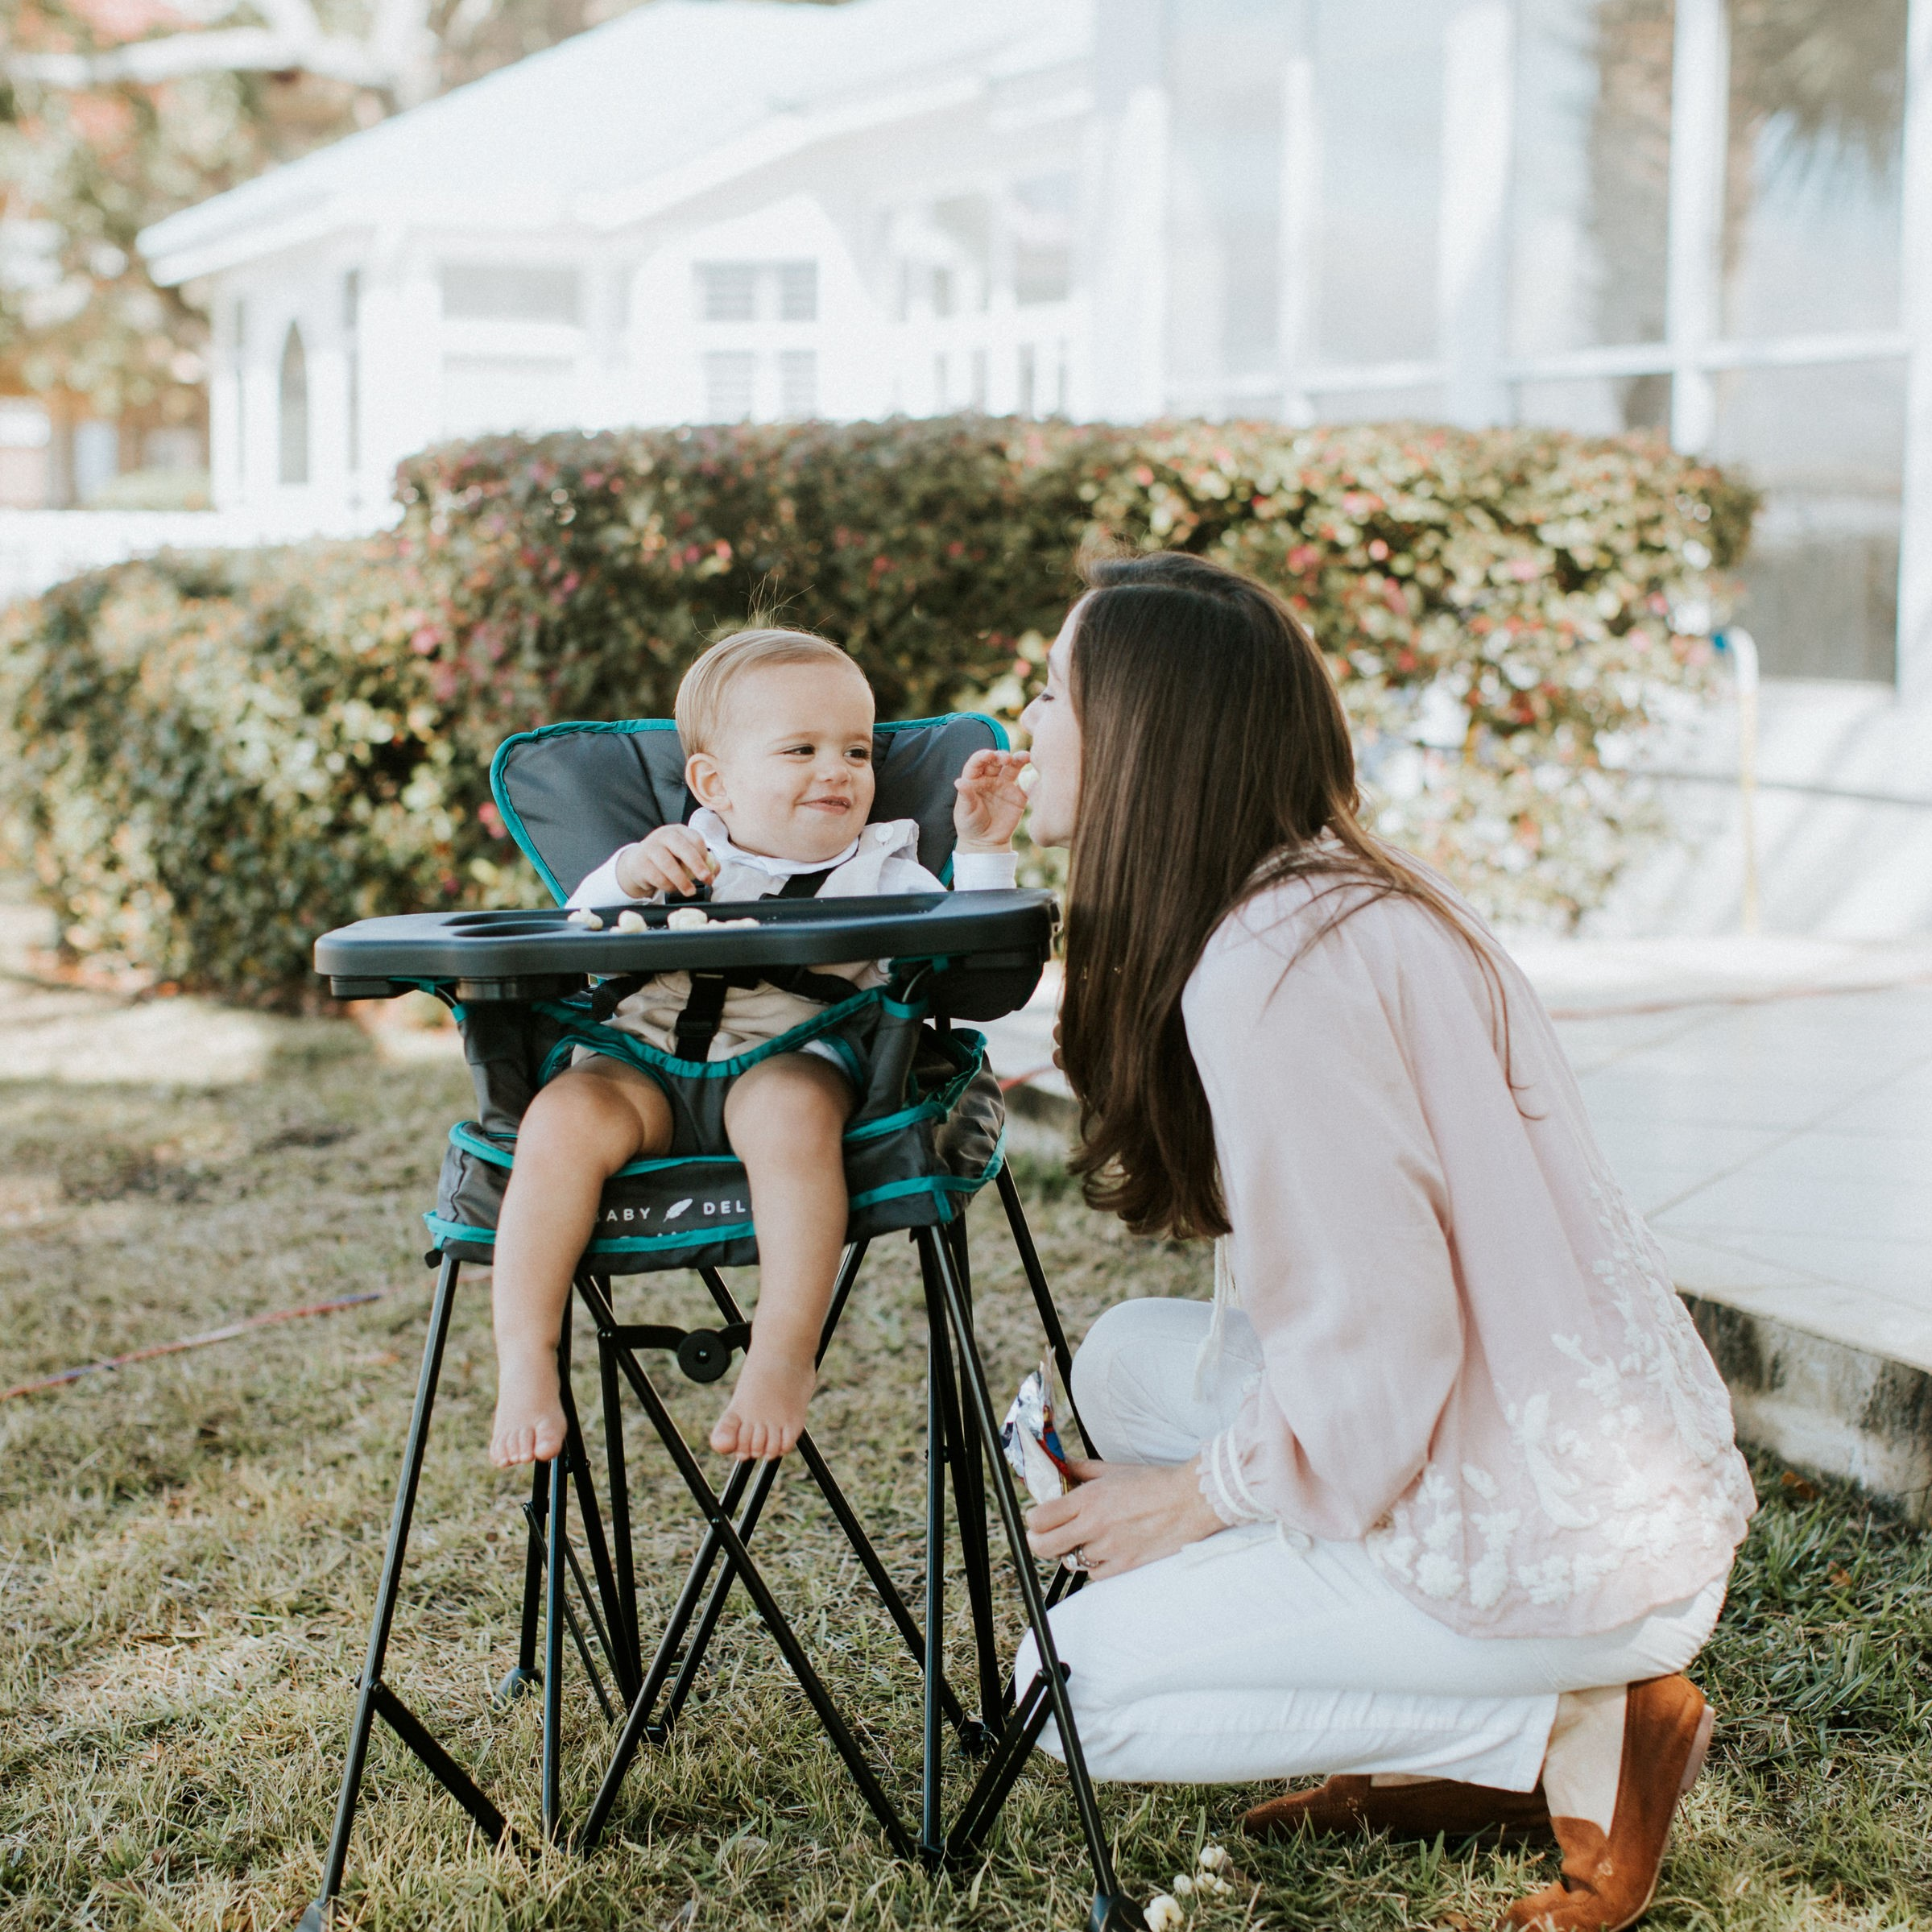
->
xmin=489 ymin=718 xmax=681 ymax=905
xmin=425 ymin=1128 xmax=1005 ymax=1257
xmin=534 ymin=979 xmax=895 ymax=1090
xmin=449 ymin=1026 xmax=986 ymax=1171
xmin=447 ymin=1122 xmax=747 ymax=1180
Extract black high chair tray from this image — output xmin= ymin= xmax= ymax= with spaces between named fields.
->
xmin=315 ymin=890 xmax=1056 ymax=1008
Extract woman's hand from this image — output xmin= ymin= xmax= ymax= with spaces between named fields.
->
xmin=613 ymin=825 xmax=718 ymax=900
xmin=1024 ymin=1457 xmax=1227 ymax=1582
xmin=954 ymin=748 xmax=1031 ymax=852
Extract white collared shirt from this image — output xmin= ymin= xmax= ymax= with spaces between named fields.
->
xmin=567 ymin=808 xmax=1016 ymax=907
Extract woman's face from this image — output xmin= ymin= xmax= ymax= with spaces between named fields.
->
xmin=1019 ymin=601 xmax=1082 ymax=849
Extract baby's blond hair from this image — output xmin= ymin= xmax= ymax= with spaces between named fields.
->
xmin=673 ymin=627 xmax=867 ymax=756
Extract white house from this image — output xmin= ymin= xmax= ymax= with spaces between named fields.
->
xmin=136 ymin=0 xmax=1123 ymax=529
xmin=108 ymin=0 xmax=1932 ymax=705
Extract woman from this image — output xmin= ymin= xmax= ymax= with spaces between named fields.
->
xmin=1013 ymin=552 xmax=1755 ymax=1932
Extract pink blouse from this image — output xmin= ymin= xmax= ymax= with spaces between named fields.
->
xmin=1185 ymin=876 xmax=1756 ymax=1640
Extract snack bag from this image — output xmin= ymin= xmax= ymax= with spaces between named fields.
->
xmin=1000 ymin=1361 xmax=1072 ymax=1504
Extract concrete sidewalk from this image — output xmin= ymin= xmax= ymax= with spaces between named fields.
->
xmin=983 ymin=935 xmax=1932 ymax=1520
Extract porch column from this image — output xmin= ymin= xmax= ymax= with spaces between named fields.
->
xmin=1665 ymin=0 xmax=1728 ymax=453
xmin=1277 ymin=0 xmax=1319 ymax=427
xmin=1897 ymin=0 xmax=1932 ymax=698
xmin=1438 ymin=0 xmax=1516 ymax=427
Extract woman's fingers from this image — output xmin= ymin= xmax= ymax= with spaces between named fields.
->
xmin=1024 ymin=1491 xmax=1088 ymax=1559
xmin=1063 ymin=1458 xmax=1106 ymax=1483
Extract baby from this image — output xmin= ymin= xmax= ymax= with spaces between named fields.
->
xmin=489 ymin=627 xmax=1029 ymax=1469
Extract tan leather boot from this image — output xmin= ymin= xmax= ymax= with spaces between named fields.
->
xmin=1244 ymin=1774 xmax=1553 ymax=1843
xmin=1501 ymin=1674 xmax=1715 ymax=1931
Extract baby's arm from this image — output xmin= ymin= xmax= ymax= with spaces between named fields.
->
xmin=947 ymin=749 xmax=1028 ymax=891
xmin=954 ymin=749 xmax=1028 ymax=854
xmin=568 ymin=825 xmax=718 ymax=907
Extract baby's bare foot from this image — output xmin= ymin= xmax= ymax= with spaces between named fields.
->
xmin=711 ymin=1347 xmax=816 ymax=1461
xmin=490 ymin=1348 xmax=566 ymax=1468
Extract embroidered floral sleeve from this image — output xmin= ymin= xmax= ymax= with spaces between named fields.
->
xmin=1178 ymin=880 xmax=1755 ymax=1640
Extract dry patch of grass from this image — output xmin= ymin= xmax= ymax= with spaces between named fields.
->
xmin=1 ymin=1040 xmax=1928 ymax=1930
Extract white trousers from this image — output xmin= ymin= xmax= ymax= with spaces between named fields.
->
xmin=1014 ymin=1297 xmax=1727 ymax=1787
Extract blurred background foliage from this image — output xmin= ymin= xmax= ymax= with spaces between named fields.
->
xmin=0 ymin=415 xmax=1754 ymax=1003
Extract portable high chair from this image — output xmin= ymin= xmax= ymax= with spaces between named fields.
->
xmin=302 ymin=714 xmax=1144 ymax=1930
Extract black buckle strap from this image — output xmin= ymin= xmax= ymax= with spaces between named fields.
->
xmin=666 ymin=864 xmax=842 ymax=1059
xmin=672 ymin=970 xmax=738 ymax=1060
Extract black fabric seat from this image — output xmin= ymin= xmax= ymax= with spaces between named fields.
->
xmin=300 ymin=713 xmax=1144 ymax=1932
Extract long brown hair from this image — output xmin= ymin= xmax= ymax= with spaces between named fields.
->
xmin=1057 ymin=551 xmax=1504 ymax=1241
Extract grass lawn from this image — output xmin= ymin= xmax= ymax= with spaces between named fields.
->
xmin=1 ymin=1032 xmax=1928 ymax=1930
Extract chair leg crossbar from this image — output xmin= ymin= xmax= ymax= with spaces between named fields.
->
xmin=300 ymin=1171 xmax=1144 ymax=1931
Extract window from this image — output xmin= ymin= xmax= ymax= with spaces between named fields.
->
xmin=1014 ymin=246 xmax=1071 ymax=307
xmin=440 ymin=264 xmax=582 ymax=325
xmin=696 ymin=260 xmax=820 ymax=322
xmin=778 ymin=350 xmax=817 ymax=419
xmin=278 ymin=321 xmax=308 ymax=486
xmin=703 ymin=351 xmax=756 ymax=421
xmin=778 ymin=261 xmax=818 ymax=322
xmin=698 ymin=263 xmax=759 ymax=322
xmin=1016 ymin=344 xmax=1036 ymax=418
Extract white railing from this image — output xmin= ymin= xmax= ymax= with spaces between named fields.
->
xmin=0 ymin=506 xmax=389 ymax=610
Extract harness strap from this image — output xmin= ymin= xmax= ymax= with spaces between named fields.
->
xmin=668 ymin=863 xmax=846 ymax=1061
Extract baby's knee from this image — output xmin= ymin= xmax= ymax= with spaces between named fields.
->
xmin=726 ymin=1056 xmax=851 ymax=1148
xmin=520 ymin=1071 xmax=637 ymax=1160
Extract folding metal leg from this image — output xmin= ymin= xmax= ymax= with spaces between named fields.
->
xmin=495 ymin=1458 xmax=546 ymax=1708
xmin=541 ymin=1445 xmax=568 ymax=1839
xmin=914 ymin=1224 xmax=1143 ymax=1930
xmin=668 ymin=1256 xmax=970 ymax=1740
xmin=306 ymin=1185 xmax=1138 ymax=1926
xmin=940 ymin=1219 xmax=1006 ymax=1736
xmin=299 ymin=1256 xmax=508 ymax=1932
xmin=572 ymin=1270 xmax=918 ymax=1860
xmin=596 ymin=1280 xmax=642 ymax=1682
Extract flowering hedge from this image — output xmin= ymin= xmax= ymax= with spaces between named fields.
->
xmin=0 ymin=416 xmax=1753 ymax=1002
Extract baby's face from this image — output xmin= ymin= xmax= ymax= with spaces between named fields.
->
xmin=688 ymin=661 xmax=879 ymax=863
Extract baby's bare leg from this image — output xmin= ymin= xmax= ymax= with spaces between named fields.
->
xmin=712 ymin=1053 xmax=854 ymax=1460
xmin=490 ymin=1058 xmax=672 ymax=1469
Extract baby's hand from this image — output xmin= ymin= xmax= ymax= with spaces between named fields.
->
xmin=954 ymin=749 xmax=1030 ymax=852
xmin=614 ymin=824 xmax=718 ymax=899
